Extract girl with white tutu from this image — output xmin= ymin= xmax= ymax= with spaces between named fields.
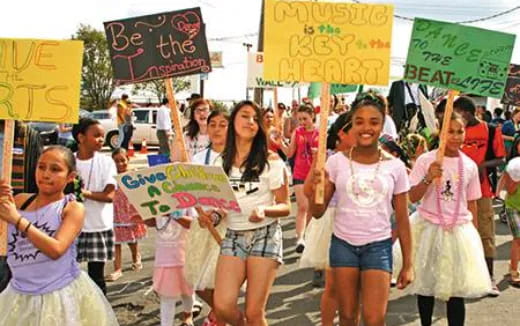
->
xmin=0 ymin=145 xmax=119 ymax=325
xmin=186 ymin=108 xmax=229 ymax=326
xmin=407 ymin=113 xmax=491 ymax=325
xmin=302 ymin=111 xmax=355 ymax=326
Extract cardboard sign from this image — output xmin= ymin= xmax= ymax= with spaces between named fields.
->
xmin=0 ymin=38 xmax=83 ymax=123
xmin=501 ymin=64 xmax=520 ymax=106
xmin=104 ymin=8 xmax=212 ymax=85
xmin=117 ymin=163 xmax=240 ymax=218
xmin=308 ymin=82 xmax=357 ymax=98
xmin=247 ymin=52 xmax=301 ymax=88
xmin=404 ymin=18 xmax=515 ymax=98
xmin=263 ymin=1 xmax=394 ymax=85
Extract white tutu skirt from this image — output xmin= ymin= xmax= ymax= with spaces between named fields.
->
xmin=300 ymin=208 xmax=335 ymax=270
xmin=394 ymin=212 xmax=492 ymax=301
xmin=184 ymin=220 xmax=227 ymax=290
xmin=0 ymin=271 xmax=119 ymax=326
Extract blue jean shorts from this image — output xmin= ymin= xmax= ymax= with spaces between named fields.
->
xmin=329 ymin=234 xmax=392 ymax=273
xmin=221 ymin=222 xmax=283 ymax=264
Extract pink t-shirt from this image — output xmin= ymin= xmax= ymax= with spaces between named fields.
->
xmin=410 ymin=150 xmax=481 ymax=225
xmin=154 ymin=211 xmax=189 ymax=267
xmin=293 ymin=126 xmax=319 ymax=180
xmin=326 ymin=152 xmax=410 ymax=245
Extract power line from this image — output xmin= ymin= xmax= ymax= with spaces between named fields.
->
xmin=350 ymin=0 xmax=520 ymax=24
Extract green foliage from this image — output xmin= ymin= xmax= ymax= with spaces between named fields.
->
xmin=133 ymin=78 xmax=191 ymax=103
xmin=72 ymin=24 xmax=114 ymax=110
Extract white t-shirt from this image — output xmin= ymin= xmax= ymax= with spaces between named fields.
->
xmin=76 ymin=152 xmax=118 ymax=232
xmin=185 ymin=133 xmax=210 ymax=160
xmin=218 ymin=158 xmax=288 ymax=231
xmin=156 ymin=105 xmax=172 ymax=131
xmin=382 ymin=114 xmax=398 ymax=140
xmin=192 ymin=147 xmax=220 ymax=165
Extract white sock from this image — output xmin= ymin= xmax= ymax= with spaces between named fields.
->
xmin=160 ymin=296 xmax=177 ymax=326
xmin=181 ymin=294 xmax=195 ymax=313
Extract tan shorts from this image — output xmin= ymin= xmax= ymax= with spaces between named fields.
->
xmin=476 ymin=197 xmax=495 ymax=258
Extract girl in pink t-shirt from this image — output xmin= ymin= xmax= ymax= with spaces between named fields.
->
xmin=308 ymin=93 xmax=413 ymax=325
xmin=143 ymin=212 xmax=195 ymax=326
xmin=405 ymin=114 xmax=491 ymax=325
xmin=280 ymin=104 xmax=319 ymax=253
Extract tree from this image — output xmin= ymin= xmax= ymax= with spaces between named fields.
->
xmin=73 ymin=24 xmax=114 ymax=110
xmin=133 ymin=78 xmax=191 ymax=103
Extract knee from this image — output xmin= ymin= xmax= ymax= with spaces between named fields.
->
xmin=338 ymin=308 xmax=359 ymax=325
xmin=213 ymin=301 xmax=233 ymax=322
xmin=245 ymin=306 xmax=265 ymax=324
xmin=362 ymin=313 xmax=385 ymax=326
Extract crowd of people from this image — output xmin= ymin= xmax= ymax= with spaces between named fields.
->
xmin=0 ymin=89 xmax=519 ymax=326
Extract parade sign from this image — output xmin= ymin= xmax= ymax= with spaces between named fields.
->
xmin=404 ymin=18 xmax=515 ymax=98
xmin=247 ymin=52 xmax=300 ymax=88
xmin=501 ymin=64 xmax=520 ymax=106
xmin=104 ymin=8 xmax=212 ymax=85
xmin=263 ymin=0 xmax=394 ymax=85
xmin=117 ymin=163 xmax=240 ymax=218
xmin=0 ymin=38 xmax=83 ymax=123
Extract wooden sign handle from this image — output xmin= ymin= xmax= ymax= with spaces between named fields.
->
xmin=164 ymin=79 xmax=222 ymax=245
xmin=436 ymin=90 xmax=459 ymax=185
xmin=273 ymin=87 xmax=282 ymax=132
xmin=315 ymin=83 xmax=330 ymax=205
xmin=0 ymin=120 xmax=15 ymax=256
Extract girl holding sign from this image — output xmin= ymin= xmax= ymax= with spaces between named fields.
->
xmin=0 ymin=146 xmax=119 ymax=325
xmin=405 ymin=112 xmax=491 ymax=326
xmin=173 ymin=98 xmax=211 ymax=160
xmin=199 ymin=101 xmax=290 ymax=326
xmin=308 ymin=94 xmax=413 ymax=326
xmin=187 ymin=108 xmax=229 ymax=326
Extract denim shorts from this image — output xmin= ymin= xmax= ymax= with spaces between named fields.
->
xmin=221 ymin=222 xmax=283 ymax=264
xmin=329 ymin=234 xmax=392 ymax=273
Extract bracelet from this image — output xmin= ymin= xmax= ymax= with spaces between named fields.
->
xmin=15 ymin=216 xmax=23 ymax=231
xmin=23 ymin=222 xmax=32 ymax=234
xmin=211 ymin=211 xmax=223 ymax=226
xmin=422 ymin=176 xmax=432 ymax=185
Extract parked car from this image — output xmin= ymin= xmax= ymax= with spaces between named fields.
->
xmin=28 ymin=109 xmax=92 ymax=145
xmin=92 ymin=108 xmax=160 ymax=149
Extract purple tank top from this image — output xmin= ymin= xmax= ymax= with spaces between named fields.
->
xmin=7 ymin=195 xmax=81 ymax=294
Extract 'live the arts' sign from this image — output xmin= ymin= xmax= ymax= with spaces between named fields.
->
xmin=104 ymin=8 xmax=212 ymax=84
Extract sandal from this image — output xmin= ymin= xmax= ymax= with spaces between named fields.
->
xmin=105 ymin=270 xmax=123 ymax=281
xmin=510 ymin=269 xmax=520 ymax=287
xmin=131 ymin=261 xmax=143 ymax=271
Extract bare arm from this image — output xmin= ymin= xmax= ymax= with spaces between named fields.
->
xmin=58 ymin=124 xmax=72 ymax=133
xmin=0 ymin=193 xmax=85 ymax=260
xmin=82 ymin=184 xmax=116 ymax=203
xmin=468 ymin=200 xmax=478 ymax=229
xmin=394 ymin=192 xmax=413 ymax=289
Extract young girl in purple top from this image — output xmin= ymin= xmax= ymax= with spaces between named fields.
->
xmin=0 ymin=145 xmax=118 ymax=325
xmin=308 ymin=93 xmax=413 ymax=326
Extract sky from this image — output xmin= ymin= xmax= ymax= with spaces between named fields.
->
xmin=2 ymin=0 xmax=520 ymax=105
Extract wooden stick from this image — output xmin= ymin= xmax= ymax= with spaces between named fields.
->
xmin=436 ymin=90 xmax=459 ymax=185
xmin=0 ymin=120 xmax=15 ymax=256
xmin=272 ymin=87 xmax=282 ymax=132
xmin=164 ymin=78 xmax=222 ymax=245
xmin=315 ymin=83 xmax=330 ymax=204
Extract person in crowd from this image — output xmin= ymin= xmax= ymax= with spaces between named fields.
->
xmin=73 ymin=118 xmax=118 ymax=295
xmin=198 ymin=100 xmax=290 ymax=326
xmin=156 ymin=98 xmax=173 ymax=156
xmin=106 ymin=148 xmax=146 ymax=282
xmin=454 ymin=96 xmax=506 ymax=297
xmin=501 ymin=107 xmax=520 ymax=154
xmin=117 ymin=94 xmax=133 ymax=150
xmin=405 ymin=113 xmax=491 ymax=326
xmin=172 ymin=98 xmax=211 ymax=160
xmin=308 ymin=93 xmax=413 ymax=326
xmin=0 ymin=146 xmax=119 ymax=325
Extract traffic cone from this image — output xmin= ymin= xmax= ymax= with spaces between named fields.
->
xmin=140 ymin=138 xmax=148 ymax=154
xmin=128 ymin=141 xmax=135 ymax=157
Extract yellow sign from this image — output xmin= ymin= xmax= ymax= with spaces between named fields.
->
xmin=0 ymin=38 xmax=83 ymax=123
xmin=263 ymin=0 xmax=394 ymax=86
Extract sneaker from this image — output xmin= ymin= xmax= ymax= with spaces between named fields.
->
xmin=312 ymin=270 xmax=324 ymax=288
xmin=295 ymin=238 xmax=305 ymax=254
xmin=488 ymin=279 xmax=500 ymax=297
xmin=390 ymin=278 xmax=397 ymax=287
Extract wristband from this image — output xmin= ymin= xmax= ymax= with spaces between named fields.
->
xmin=422 ymin=176 xmax=432 ymax=185
xmin=15 ymin=216 xmax=23 ymax=230
xmin=24 ymin=222 xmax=32 ymax=234
xmin=211 ymin=211 xmax=223 ymax=226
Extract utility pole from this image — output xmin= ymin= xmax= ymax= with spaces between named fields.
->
xmin=243 ymin=43 xmax=253 ymax=100
xmin=254 ymin=0 xmax=265 ymax=106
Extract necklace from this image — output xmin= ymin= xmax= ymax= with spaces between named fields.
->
xmin=435 ymin=153 xmax=464 ymax=230
xmin=348 ymin=147 xmax=383 ymax=201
